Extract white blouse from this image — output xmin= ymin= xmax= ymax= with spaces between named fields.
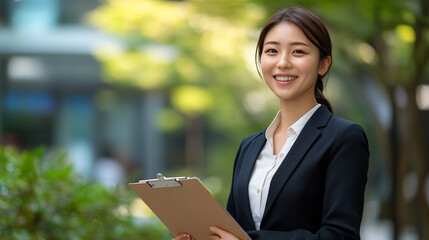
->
xmin=248 ymin=104 xmax=321 ymax=230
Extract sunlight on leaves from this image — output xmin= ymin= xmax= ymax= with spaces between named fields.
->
xmin=396 ymin=24 xmax=416 ymax=43
xmin=171 ymin=86 xmax=213 ymax=114
xmin=88 ymin=0 xmax=265 ymax=120
xmin=358 ymin=42 xmax=378 ymax=65
xmin=88 ymin=0 xmax=263 ymax=72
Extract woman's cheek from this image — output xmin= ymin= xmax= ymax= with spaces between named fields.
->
xmin=261 ymin=58 xmax=275 ymax=75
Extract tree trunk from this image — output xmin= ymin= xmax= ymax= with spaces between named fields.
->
xmin=392 ymin=85 xmax=413 ymax=239
xmin=185 ymin=116 xmax=204 ymax=173
xmin=405 ymin=85 xmax=429 ymax=239
xmin=388 ymin=86 xmax=400 ymax=240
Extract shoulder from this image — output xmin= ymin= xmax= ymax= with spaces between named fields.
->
xmin=327 ymin=115 xmax=366 ymax=135
xmin=240 ymin=129 xmax=265 ymax=145
xmin=310 ymin=105 xmax=367 ymax=138
xmin=326 ymin=115 xmax=369 ymax=152
xmin=234 ymin=129 xmax=266 ymax=158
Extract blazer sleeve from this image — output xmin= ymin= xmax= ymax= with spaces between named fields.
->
xmin=246 ymin=124 xmax=369 ymax=240
xmin=226 ymin=136 xmax=246 ymax=220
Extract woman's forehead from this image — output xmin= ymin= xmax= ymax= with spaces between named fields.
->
xmin=264 ymin=22 xmax=313 ymax=47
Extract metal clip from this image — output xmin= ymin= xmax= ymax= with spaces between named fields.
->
xmin=146 ymin=173 xmax=183 ymax=188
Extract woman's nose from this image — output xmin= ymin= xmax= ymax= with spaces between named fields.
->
xmin=277 ymin=55 xmax=291 ymax=69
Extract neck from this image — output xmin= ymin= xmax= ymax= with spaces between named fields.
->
xmin=278 ymin=98 xmax=318 ymax=130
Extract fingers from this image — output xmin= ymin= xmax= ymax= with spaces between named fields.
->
xmin=173 ymin=233 xmax=193 ymax=240
xmin=210 ymin=226 xmax=223 ymax=236
xmin=209 ymin=226 xmax=223 ymax=240
xmin=209 ymin=226 xmax=239 ymax=240
xmin=175 ymin=227 xmax=238 ymax=240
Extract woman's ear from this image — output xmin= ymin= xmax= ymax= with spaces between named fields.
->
xmin=318 ymin=56 xmax=331 ymax=76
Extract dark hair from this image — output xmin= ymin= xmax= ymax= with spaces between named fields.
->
xmin=255 ymin=7 xmax=333 ymax=113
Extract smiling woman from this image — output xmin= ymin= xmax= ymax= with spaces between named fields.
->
xmin=255 ymin=7 xmax=333 ymax=115
xmin=259 ymin=22 xmax=331 ymax=116
xmin=174 ymin=6 xmax=369 ymax=240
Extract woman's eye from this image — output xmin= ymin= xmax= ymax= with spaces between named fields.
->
xmin=293 ymin=50 xmax=304 ymax=54
xmin=265 ymin=49 xmax=277 ymax=53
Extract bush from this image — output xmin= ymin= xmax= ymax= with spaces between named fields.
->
xmin=0 ymin=147 xmax=171 ymax=240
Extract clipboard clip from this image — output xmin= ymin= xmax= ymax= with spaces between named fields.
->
xmin=145 ymin=173 xmax=185 ymax=188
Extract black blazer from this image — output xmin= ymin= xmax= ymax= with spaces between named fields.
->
xmin=227 ymin=105 xmax=369 ymax=240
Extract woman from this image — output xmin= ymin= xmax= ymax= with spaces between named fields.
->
xmin=175 ymin=6 xmax=369 ymax=240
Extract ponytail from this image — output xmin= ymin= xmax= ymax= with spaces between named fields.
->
xmin=315 ymin=75 xmax=333 ymax=113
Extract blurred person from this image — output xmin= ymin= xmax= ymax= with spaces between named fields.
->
xmin=174 ymin=6 xmax=369 ymax=240
xmin=94 ymin=147 xmax=125 ymax=187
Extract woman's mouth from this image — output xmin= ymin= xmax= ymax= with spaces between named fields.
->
xmin=274 ymin=75 xmax=297 ymax=82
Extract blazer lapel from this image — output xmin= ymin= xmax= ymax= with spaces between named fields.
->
xmin=263 ymin=105 xmax=332 ymax=219
xmin=236 ymin=131 xmax=266 ymax=230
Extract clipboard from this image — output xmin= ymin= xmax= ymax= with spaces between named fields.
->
xmin=129 ymin=173 xmax=251 ymax=240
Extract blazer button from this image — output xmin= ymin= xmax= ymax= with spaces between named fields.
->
xmin=257 ymin=188 xmax=260 ymax=194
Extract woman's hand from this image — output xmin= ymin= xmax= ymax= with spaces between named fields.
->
xmin=209 ymin=226 xmax=240 ymax=240
xmin=173 ymin=233 xmax=194 ymax=240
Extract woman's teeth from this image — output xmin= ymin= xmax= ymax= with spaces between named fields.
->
xmin=275 ymin=76 xmax=296 ymax=81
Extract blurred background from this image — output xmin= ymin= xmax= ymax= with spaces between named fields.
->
xmin=0 ymin=0 xmax=428 ymax=239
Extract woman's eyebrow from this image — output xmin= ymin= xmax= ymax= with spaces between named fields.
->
xmin=264 ymin=41 xmax=310 ymax=47
xmin=264 ymin=41 xmax=280 ymax=45
xmin=290 ymin=41 xmax=310 ymax=47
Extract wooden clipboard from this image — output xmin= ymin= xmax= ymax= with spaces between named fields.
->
xmin=129 ymin=173 xmax=250 ymax=240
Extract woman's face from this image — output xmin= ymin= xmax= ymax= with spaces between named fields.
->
xmin=260 ymin=22 xmax=330 ymax=104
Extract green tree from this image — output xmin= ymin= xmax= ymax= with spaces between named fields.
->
xmin=0 ymin=147 xmax=172 ymax=239
xmin=88 ymin=0 xmax=277 ymax=181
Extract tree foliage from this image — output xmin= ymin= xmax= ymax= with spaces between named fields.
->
xmin=0 ymin=147 xmax=172 ymax=239
xmin=89 ymin=0 xmax=280 ymax=192
xmin=89 ymin=0 xmax=275 ymax=126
